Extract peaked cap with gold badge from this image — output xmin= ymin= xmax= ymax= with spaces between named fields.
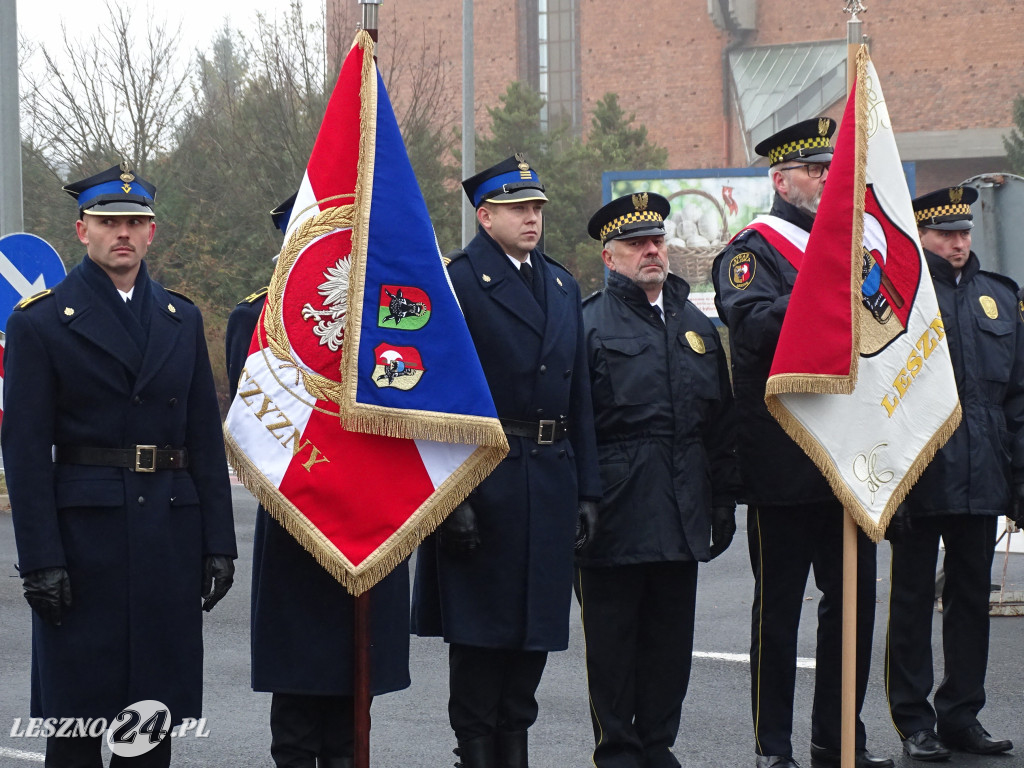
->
xmin=587 ymin=192 xmax=671 ymax=245
xmin=462 ymin=154 xmax=548 ymax=209
xmin=63 ymin=162 xmax=156 ymax=217
xmin=912 ymin=186 xmax=978 ymax=231
xmin=755 ymin=117 xmax=837 ymax=166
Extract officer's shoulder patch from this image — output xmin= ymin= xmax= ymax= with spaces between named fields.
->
xmin=13 ymin=289 xmax=54 ymax=311
xmin=238 ymin=286 xmax=269 ymax=305
xmin=442 ymin=249 xmax=467 ymax=267
xmin=166 ymin=288 xmax=195 ymax=305
xmin=727 ymin=252 xmax=757 ymax=290
xmin=542 ymin=253 xmax=574 ymax=278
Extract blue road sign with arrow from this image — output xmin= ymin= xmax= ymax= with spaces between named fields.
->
xmin=0 ymin=233 xmax=67 ymax=333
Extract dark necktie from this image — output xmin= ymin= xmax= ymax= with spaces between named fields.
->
xmin=652 ymin=304 xmax=664 ymax=324
xmin=520 ymin=261 xmax=534 ymax=288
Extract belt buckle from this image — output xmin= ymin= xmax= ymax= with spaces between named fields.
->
xmin=134 ymin=445 xmax=157 ymax=473
xmin=537 ymin=420 xmax=556 ymax=445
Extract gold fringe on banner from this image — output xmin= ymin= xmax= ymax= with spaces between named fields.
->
xmin=224 ymin=424 xmax=507 ymax=595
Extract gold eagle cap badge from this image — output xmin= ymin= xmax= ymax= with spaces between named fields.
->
xmin=632 ymin=192 xmax=649 ymax=211
xmin=979 ymin=295 xmax=998 ymax=319
xmin=818 ymin=118 xmax=830 ymax=136
xmin=515 ymin=152 xmax=530 ymax=172
xmin=949 ymin=187 xmax=964 ymax=204
xmin=685 ymin=331 xmax=706 ymax=354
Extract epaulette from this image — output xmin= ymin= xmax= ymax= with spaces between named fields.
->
xmin=13 ymin=289 xmax=54 ymax=311
xmin=442 ymin=249 xmax=467 ymax=267
xmin=980 ymin=271 xmax=1020 ymax=295
xmin=582 ymin=289 xmax=604 ymax=306
xmin=166 ymin=288 xmax=195 ymax=305
xmin=542 ymin=253 xmax=574 ymax=278
xmin=238 ymin=286 xmax=269 ymax=305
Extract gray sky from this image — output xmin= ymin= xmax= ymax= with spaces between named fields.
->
xmin=15 ymin=0 xmax=322 ymax=58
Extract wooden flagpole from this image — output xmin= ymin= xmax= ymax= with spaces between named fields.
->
xmin=842 ymin=5 xmax=865 ymax=767
xmin=354 ymin=6 xmax=381 ymax=767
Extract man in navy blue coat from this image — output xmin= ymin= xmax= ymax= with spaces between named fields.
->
xmin=411 ymin=155 xmax=602 ymax=768
xmin=1 ymin=163 xmax=237 ymax=768
xmin=885 ymin=187 xmax=1023 ymax=761
xmin=225 ymin=193 xmax=410 ymax=768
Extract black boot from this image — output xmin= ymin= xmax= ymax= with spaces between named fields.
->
xmin=497 ymin=731 xmax=528 ymax=768
xmin=318 ymin=759 xmax=354 ymax=768
xmin=453 ymin=735 xmax=498 ymax=768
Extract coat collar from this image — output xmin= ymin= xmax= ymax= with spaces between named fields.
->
xmin=55 ymin=256 xmax=185 ymax=391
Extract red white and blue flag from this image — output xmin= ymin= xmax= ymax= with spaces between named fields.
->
xmin=224 ymin=31 xmax=508 ymax=594
xmin=764 ymin=46 xmax=961 ymax=540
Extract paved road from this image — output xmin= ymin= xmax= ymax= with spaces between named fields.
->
xmin=1 ymin=487 xmax=1022 ymax=767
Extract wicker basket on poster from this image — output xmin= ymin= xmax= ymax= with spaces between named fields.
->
xmin=665 ymin=188 xmax=730 ymax=286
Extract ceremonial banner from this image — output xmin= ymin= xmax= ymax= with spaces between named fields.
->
xmin=764 ymin=46 xmax=961 ymax=541
xmin=224 ymin=30 xmax=508 ymax=594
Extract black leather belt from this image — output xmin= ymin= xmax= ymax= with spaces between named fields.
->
xmin=499 ymin=418 xmax=568 ymax=445
xmin=55 ymin=445 xmax=189 ymax=472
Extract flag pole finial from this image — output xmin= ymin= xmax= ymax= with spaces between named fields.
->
xmin=358 ymin=0 xmax=381 ymax=36
xmin=843 ymin=0 xmax=867 ymax=20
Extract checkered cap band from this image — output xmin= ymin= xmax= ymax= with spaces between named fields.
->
xmin=768 ymin=136 xmax=832 ymax=165
xmin=914 ymin=202 xmax=972 ymax=223
xmin=599 ymin=210 xmax=664 ymax=241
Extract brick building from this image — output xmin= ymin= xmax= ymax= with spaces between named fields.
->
xmin=328 ymin=0 xmax=1022 ymax=193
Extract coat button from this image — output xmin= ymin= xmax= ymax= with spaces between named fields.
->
xmin=564 ymin=369 xmax=571 ymax=378
xmin=539 ymin=365 xmax=547 ymax=373
xmin=530 ymin=449 xmax=539 ymax=457
xmin=132 ymin=396 xmax=142 ymax=405
xmin=168 ymin=398 xmax=178 ymax=407
xmin=536 ymin=408 xmax=544 ymax=416
xmin=138 ymin=496 xmax=145 ymax=505
xmin=558 ymin=449 xmax=567 ymax=458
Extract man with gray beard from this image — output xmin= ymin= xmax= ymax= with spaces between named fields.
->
xmin=712 ymin=119 xmax=891 ymax=768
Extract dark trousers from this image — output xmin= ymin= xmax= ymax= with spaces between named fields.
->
xmin=885 ymin=514 xmax=996 ymax=738
xmin=270 ymin=693 xmax=357 ymax=767
xmin=448 ymin=643 xmax=547 ymax=742
xmin=576 ymin=561 xmax=698 ymax=768
xmin=45 ymin=733 xmax=171 ymax=768
xmin=748 ymin=503 xmax=876 ymax=756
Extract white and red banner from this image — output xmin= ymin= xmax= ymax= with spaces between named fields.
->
xmin=764 ymin=46 xmax=961 ymax=541
xmin=224 ymin=31 xmax=507 ymax=594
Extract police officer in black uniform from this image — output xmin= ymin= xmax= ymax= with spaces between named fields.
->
xmin=577 ymin=192 xmax=739 ymax=768
xmin=2 ymin=164 xmax=237 ymax=768
xmin=225 ymin=193 xmax=410 ymax=768
xmin=411 ymin=155 xmax=601 ymax=768
xmin=884 ymin=187 xmax=1024 ymax=762
xmin=712 ymin=120 xmax=891 ymax=768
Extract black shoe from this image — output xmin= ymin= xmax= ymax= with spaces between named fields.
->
xmin=756 ymin=757 xmax=802 ymax=768
xmin=940 ymin=724 xmax=1013 ymax=755
xmin=901 ymin=730 xmax=951 ymax=762
xmin=454 ymin=735 xmax=498 ymax=768
xmin=810 ymin=742 xmax=894 ymax=768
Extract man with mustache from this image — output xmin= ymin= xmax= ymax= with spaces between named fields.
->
xmin=712 ymin=119 xmax=891 ymax=768
xmin=884 ymin=187 xmax=1023 ymax=761
xmin=576 ymin=191 xmax=739 ymax=768
xmin=1 ymin=163 xmax=236 ymax=767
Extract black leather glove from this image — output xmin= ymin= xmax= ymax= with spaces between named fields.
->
xmin=709 ymin=505 xmax=737 ymax=559
xmin=201 ymin=555 xmax=235 ymax=612
xmin=438 ymin=501 xmax=480 ymax=554
xmin=885 ymin=503 xmax=912 ymax=543
xmin=1011 ymin=483 xmax=1024 ymax=529
xmin=23 ymin=566 xmax=72 ymax=626
xmin=575 ymin=500 xmax=599 ymax=552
